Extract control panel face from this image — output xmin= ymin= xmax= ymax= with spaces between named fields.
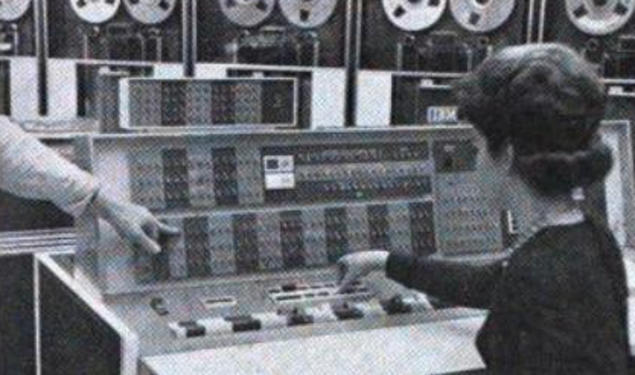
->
xmin=66 ymin=123 xmax=635 ymax=360
xmin=133 ymin=199 xmax=436 ymax=284
xmin=75 ymin=128 xmax=503 ymax=294
xmin=121 ymin=78 xmax=298 ymax=129
xmin=261 ymin=142 xmax=432 ymax=203
xmin=100 ymin=267 xmax=477 ymax=357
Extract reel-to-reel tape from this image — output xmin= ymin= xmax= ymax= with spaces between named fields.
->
xmin=218 ymin=0 xmax=338 ymax=30
xmin=49 ymin=0 xmax=181 ymax=61
xmin=0 ymin=0 xmax=32 ymax=23
xmin=69 ymin=0 xmax=178 ymax=25
xmin=198 ymin=0 xmax=346 ymax=66
xmin=361 ymin=0 xmax=529 ymax=71
xmin=219 ymin=0 xmax=276 ymax=28
xmin=70 ymin=0 xmax=120 ymax=24
xmin=0 ymin=0 xmax=34 ymax=55
xmin=541 ymin=0 xmax=635 ymax=79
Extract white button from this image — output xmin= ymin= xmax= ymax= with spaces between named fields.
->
xmin=198 ymin=318 xmax=233 ymax=335
xmin=354 ymin=300 xmax=386 ymax=318
xmin=252 ymin=312 xmax=287 ymax=330
xmin=403 ymin=293 xmax=433 ymax=312
xmin=168 ymin=322 xmax=188 ymax=339
xmin=305 ymin=304 xmax=338 ymax=324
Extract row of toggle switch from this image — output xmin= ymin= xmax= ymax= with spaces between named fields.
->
xmin=168 ymin=294 xmax=432 ymax=339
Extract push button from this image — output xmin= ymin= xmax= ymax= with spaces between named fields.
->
xmin=225 ymin=315 xmax=262 ymax=332
xmin=287 ymin=308 xmax=314 ymax=326
xmin=332 ymin=302 xmax=364 ymax=321
xmin=380 ymin=295 xmax=413 ymax=315
xmin=178 ymin=320 xmax=206 ymax=338
xmin=150 ymin=297 xmax=169 ymax=316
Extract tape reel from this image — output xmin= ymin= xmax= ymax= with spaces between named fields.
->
xmin=382 ymin=0 xmax=447 ymax=32
xmin=0 ymin=0 xmax=31 ymax=21
xmin=219 ymin=0 xmax=275 ymax=27
xmin=279 ymin=0 xmax=337 ymax=28
xmin=449 ymin=0 xmax=515 ymax=33
xmin=70 ymin=0 xmax=121 ymax=24
xmin=124 ymin=0 xmax=177 ymax=24
xmin=565 ymin=0 xmax=635 ymax=36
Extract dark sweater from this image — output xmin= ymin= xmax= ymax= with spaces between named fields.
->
xmin=386 ymin=218 xmax=630 ymax=374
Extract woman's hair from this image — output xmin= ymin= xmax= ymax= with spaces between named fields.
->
xmin=454 ymin=43 xmax=613 ymax=196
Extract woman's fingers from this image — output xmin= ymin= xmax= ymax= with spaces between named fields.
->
xmin=336 ymin=256 xmax=358 ymax=292
xmin=336 ymin=258 xmax=349 ymax=285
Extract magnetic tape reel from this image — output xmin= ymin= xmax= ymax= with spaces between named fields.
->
xmin=449 ymin=0 xmax=516 ymax=33
xmin=565 ymin=0 xmax=635 ymax=36
xmin=219 ymin=0 xmax=276 ymax=27
xmin=382 ymin=0 xmax=447 ymax=32
xmin=278 ymin=0 xmax=337 ymax=28
xmin=0 ymin=0 xmax=31 ymax=22
xmin=70 ymin=0 xmax=121 ymax=24
xmin=123 ymin=0 xmax=177 ymax=24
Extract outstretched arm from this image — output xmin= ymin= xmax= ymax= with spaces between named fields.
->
xmin=0 ymin=116 xmax=98 ymax=216
xmin=385 ymin=253 xmax=506 ymax=309
xmin=338 ymin=251 xmax=507 ymax=309
xmin=0 ymin=117 xmax=178 ymax=252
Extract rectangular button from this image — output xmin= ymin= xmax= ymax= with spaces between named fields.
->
xmin=305 ymin=304 xmax=338 ymax=324
xmin=332 ymin=303 xmax=364 ymax=321
xmin=225 ymin=315 xmax=262 ymax=332
xmin=178 ymin=320 xmax=206 ymax=338
xmin=198 ymin=318 xmax=233 ymax=335
xmin=252 ymin=312 xmax=287 ymax=330
xmin=353 ymin=301 xmax=386 ymax=318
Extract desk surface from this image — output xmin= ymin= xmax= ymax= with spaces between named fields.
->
xmin=142 ymin=316 xmax=486 ymax=375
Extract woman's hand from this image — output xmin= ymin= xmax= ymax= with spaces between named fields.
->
xmin=91 ymin=191 xmax=180 ymax=254
xmin=337 ymin=250 xmax=390 ymax=291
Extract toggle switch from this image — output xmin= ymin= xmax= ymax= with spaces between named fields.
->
xmin=353 ymin=300 xmax=386 ymax=318
xmin=331 ymin=302 xmax=364 ymax=321
xmin=149 ymin=297 xmax=169 ymax=316
xmin=253 ymin=312 xmax=288 ymax=330
xmin=380 ymin=295 xmax=413 ymax=315
xmin=198 ymin=318 xmax=233 ymax=335
xmin=287 ymin=308 xmax=314 ymax=326
xmin=225 ymin=315 xmax=262 ymax=332
xmin=178 ymin=320 xmax=206 ymax=338
xmin=305 ymin=304 xmax=338 ymax=324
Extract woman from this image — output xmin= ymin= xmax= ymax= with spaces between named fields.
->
xmin=338 ymin=44 xmax=630 ymax=374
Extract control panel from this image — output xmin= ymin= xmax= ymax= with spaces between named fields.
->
xmin=74 ymin=127 xmax=502 ymax=295
xmin=120 ymin=77 xmax=298 ymax=129
xmin=61 ymin=123 xmax=635 ymax=365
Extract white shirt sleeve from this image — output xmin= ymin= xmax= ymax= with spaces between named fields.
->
xmin=0 ymin=116 xmax=99 ymax=217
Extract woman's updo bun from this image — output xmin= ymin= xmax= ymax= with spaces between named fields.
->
xmin=515 ymin=139 xmax=613 ymax=195
xmin=453 ymin=43 xmax=612 ymax=196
